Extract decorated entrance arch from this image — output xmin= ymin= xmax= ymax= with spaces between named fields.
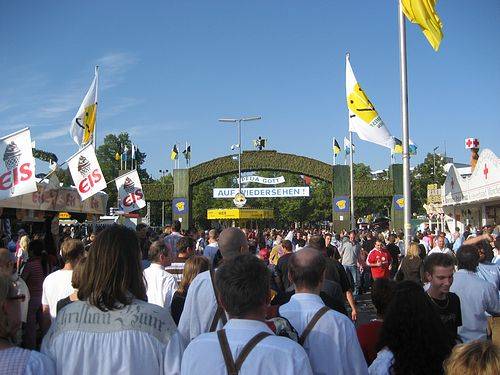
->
xmin=142 ymin=150 xmax=404 ymax=230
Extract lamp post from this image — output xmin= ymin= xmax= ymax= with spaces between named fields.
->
xmin=159 ymin=169 xmax=169 ymax=228
xmin=433 ymin=146 xmax=439 ymax=182
xmin=219 ymin=116 xmax=262 ymax=193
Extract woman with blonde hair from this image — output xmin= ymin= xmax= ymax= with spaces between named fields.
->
xmin=395 ymin=242 xmax=424 ymax=284
xmin=171 ymin=256 xmax=210 ymax=325
xmin=16 ymin=235 xmax=29 ymax=273
xmin=0 ymin=274 xmax=55 ymax=374
xmin=444 ymin=340 xmax=500 ymax=375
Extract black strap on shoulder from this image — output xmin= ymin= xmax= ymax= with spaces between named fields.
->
xmin=298 ymin=306 xmax=330 ymax=345
xmin=217 ymin=329 xmax=272 ymax=375
xmin=209 ymin=268 xmax=227 ymax=332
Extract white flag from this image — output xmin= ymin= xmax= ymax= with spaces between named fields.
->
xmin=67 ymin=144 xmax=106 ymax=200
xmin=0 ymin=128 xmax=37 ymax=200
xmin=346 ymin=54 xmax=394 ymax=149
xmin=131 ymin=144 xmax=136 ymax=160
xmin=70 ymin=69 xmax=98 ymax=147
xmin=343 ymin=136 xmax=355 ymax=155
xmin=115 ymin=170 xmax=145 ymax=213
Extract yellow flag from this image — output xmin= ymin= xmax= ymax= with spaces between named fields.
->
xmin=170 ymin=144 xmax=178 ymax=160
xmin=402 ymin=0 xmax=443 ymax=51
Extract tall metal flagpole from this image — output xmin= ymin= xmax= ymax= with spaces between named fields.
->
xmin=93 ymin=65 xmax=99 ymax=150
xmin=398 ymin=0 xmax=412 ymax=252
xmin=349 ymin=131 xmax=355 ymax=230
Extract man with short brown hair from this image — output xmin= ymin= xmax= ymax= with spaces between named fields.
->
xmin=279 ymin=248 xmax=368 ymax=375
xmin=42 ymin=239 xmax=84 ymax=327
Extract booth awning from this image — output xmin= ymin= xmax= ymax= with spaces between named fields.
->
xmin=207 ymin=208 xmax=274 ymax=220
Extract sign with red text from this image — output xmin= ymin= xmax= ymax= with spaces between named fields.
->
xmin=0 ymin=128 xmax=37 ymax=200
xmin=115 ymin=170 xmax=145 ymax=213
xmin=68 ymin=144 xmax=106 ymax=200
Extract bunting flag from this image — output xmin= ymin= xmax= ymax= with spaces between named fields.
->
xmin=182 ymin=144 xmax=191 ymax=160
xmin=409 ymin=139 xmax=418 ymax=155
xmin=0 ymin=128 xmax=37 ymax=200
xmin=70 ymin=69 xmax=98 ymax=147
xmin=115 ymin=169 xmax=145 ymax=213
xmin=402 ymin=0 xmax=443 ymax=51
xmin=392 ymin=137 xmax=403 ymax=154
xmin=170 ymin=144 xmax=178 ymax=160
xmin=344 ymin=137 xmax=355 ymax=155
xmin=67 ymin=144 xmax=106 ymax=200
xmin=332 ymin=138 xmax=341 ymax=156
xmin=122 ymin=145 xmax=129 ymax=162
xmin=346 ymin=54 xmax=394 ymax=150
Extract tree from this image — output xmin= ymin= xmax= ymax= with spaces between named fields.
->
xmin=411 ymin=152 xmax=446 ymax=215
xmin=353 ymin=163 xmax=372 ymax=180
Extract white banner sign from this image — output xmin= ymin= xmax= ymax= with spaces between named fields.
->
xmin=68 ymin=144 xmax=107 ymax=200
xmin=213 ymin=187 xmax=309 ymax=198
xmin=0 ymin=128 xmax=37 ymax=200
xmin=237 ymin=175 xmax=285 ymax=185
xmin=115 ymin=170 xmax=145 ymax=213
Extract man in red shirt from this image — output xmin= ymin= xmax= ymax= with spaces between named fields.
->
xmin=366 ymin=239 xmax=392 ymax=279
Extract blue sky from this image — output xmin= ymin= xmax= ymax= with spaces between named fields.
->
xmin=1 ymin=0 xmax=499 ymax=178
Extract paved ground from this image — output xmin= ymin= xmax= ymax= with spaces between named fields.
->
xmin=351 ymin=292 xmax=377 ymax=327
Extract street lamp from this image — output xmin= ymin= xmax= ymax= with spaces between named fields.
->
xmin=433 ymin=146 xmax=439 ymax=182
xmin=219 ymin=116 xmax=262 ymax=193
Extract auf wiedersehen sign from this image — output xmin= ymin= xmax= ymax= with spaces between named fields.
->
xmin=237 ymin=175 xmax=285 ymax=185
xmin=213 ymin=187 xmax=309 ymax=198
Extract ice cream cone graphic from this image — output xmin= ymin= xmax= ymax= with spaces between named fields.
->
xmin=3 ymin=142 xmax=21 ymax=170
xmin=77 ymin=155 xmax=91 ymax=176
xmin=123 ymin=177 xmax=135 ymax=194
xmin=3 ymin=141 xmax=22 ymax=194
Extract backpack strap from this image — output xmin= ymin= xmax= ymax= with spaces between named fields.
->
xmin=298 ymin=306 xmax=330 ymax=345
xmin=209 ymin=268 xmax=227 ymax=332
xmin=217 ymin=329 xmax=272 ymax=375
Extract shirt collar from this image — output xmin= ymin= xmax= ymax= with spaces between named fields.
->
xmin=456 ymin=269 xmax=477 ymax=275
xmin=224 ymin=319 xmax=274 ymax=334
xmin=290 ymin=292 xmax=324 ymax=304
xmin=149 ymin=263 xmax=165 ymax=270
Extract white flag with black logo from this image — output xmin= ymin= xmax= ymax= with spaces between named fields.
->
xmin=0 ymin=128 xmax=37 ymax=200
xmin=67 ymin=144 xmax=106 ymax=200
xmin=115 ymin=169 xmax=145 ymax=213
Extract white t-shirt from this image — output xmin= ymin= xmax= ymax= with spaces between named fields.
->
xmin=42 ymin=270 xmax=74 ymax=319
xmin=428 ymin=247 xmax=454 ymax=256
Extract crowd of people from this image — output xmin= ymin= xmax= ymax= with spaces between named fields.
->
xmin=0 ymin=219 xmax=499 ymax=374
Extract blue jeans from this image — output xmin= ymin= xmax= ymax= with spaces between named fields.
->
xmin=344 ymin=265 xmax=360 ymax=296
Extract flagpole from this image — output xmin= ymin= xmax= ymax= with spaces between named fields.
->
xmin=93 ymin=65 xmax=99 ymax=150
xmin=349 ymin=131 xmax=355 ymax=230
xmin=398 ymin=0 xmax=412 ymax=253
